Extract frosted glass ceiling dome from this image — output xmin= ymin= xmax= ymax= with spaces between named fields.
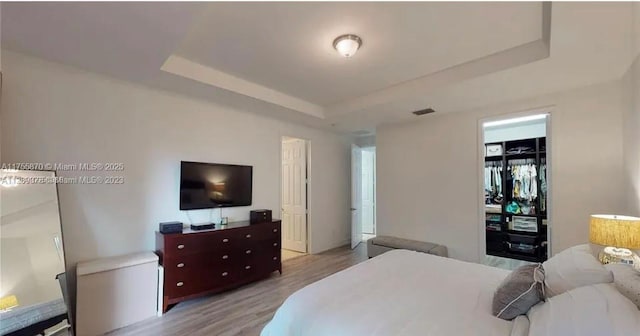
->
xmin=333 ymin=34 xmax=362 ymax=58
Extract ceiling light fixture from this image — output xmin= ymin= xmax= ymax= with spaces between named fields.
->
xmin=333 ymin=34 xmax=362 ymax=58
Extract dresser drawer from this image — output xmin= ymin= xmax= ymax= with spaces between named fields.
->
xmin=262 ymin=250 xmax=281 ymax=269
xmin=163 ymin=234 xmax=207 ymax=257
xmin=240 ymin=246 xmax=280 ymax=266
xmin=164 ymin=259 xmax=236 ymax=298
xmin=234 ymin=256 xmax=278 ymax=279
xmin=163 ymin=231 xmax=241 ymax=257
xmin=163 ymin=251 xmax=234 ymax=274
xmin=231 ymin=223 xmax=280 ymax=244
xmin=244 ymin=257 xmax=280 ymax=274
xmin=164 ymin=269 xmax=209 ymax=298
xmin=251 ymin=222 xmax=281 ymax=241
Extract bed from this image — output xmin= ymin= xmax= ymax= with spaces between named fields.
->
xmin=261 ymin=249 xmax=524 ymax=336
xmin=0 ymin=298 xmax=67 ymax=336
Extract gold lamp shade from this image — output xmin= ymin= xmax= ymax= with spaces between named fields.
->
xmin=589 ymin=215 xmax=640 ymax=249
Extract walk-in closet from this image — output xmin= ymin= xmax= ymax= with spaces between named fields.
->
xmin=483 ymin=114 xmax=549 ymax=266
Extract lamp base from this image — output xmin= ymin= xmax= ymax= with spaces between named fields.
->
xmin=599 ymin=246 xmax=635 ymax=265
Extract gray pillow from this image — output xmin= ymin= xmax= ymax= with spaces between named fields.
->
xmin=492 ymin=263 xmax=545 ymax=320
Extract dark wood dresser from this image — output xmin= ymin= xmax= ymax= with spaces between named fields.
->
xmin=156 ymin=220 xmax=281 ymax=312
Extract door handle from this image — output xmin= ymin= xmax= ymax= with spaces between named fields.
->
xmin=350 ymin=208 xmax=357 ymax=211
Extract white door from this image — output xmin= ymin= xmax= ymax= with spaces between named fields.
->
xmin=282 ymin=138 xmax=307 ymax=252
xmin=351 ymin=144 xmax=363 ymax=249
xmin=361 ymin=150 xmax=375 ymax=234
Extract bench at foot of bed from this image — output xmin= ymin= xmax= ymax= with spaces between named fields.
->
xmin=367 ymin=235 xmax=448 ymax=258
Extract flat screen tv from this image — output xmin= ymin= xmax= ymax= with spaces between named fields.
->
xmin=180 ymin=161 xmax=252 ymax=210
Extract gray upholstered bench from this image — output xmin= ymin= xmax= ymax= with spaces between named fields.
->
xmin=367 ymin=236 xmax=448 ymax=258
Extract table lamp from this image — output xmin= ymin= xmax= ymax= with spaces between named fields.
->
xmin=589 ymin=214 xmax=640 ymax=265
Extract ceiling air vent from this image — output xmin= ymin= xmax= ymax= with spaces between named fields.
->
xmin=412 ymin=108 xmax=435 ymax=116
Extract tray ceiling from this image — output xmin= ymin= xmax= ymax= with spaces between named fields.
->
xmin=2 ymin=2 xmax=635 ymax=132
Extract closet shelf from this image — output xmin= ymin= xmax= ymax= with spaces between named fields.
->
xmin=505 ymin=152 xmax=538 ymax=159
xmin=505 ymin=213 xmax=543 ymax=218
xmin=506 ymin=230 xmax=539 ymax=236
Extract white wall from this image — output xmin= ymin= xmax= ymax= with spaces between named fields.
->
xmin=0 ymin=50 xmax=351 ymax=304
xmin=623 ymin=5 xmax=640 ymax=216
xmin=634 ymin=3 xmax=640 ymax=59
xmin=377 ymin=80 xmax=627 ymax=262
xmin=623 ymin=57 xmax=640 ymax=216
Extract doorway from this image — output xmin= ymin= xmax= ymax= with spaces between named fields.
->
xmin=281 ymin=136 xmax=309 ymax=261
xmin=351 ymin=145 xmax=377 ymax=249
xmin=361 ymin=147 xmax=376 ymax=242
xmin=480 ymin=112 xmax=551 ymax=270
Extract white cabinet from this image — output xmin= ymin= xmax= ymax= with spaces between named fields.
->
xmin=76 ymin=252 xmax=158 ymax=335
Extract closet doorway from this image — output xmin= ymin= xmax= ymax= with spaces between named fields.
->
xmin=480 ymin=112 xmax=551 ymax=270
xmin=351 ymin=145 xmax=377 ymax=248
xmin=281 ymin=136 xmax=309 ymax=261
xmin=361 ymin=147 xmax=376 ymax=242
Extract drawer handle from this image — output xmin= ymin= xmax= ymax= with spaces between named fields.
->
xmin=245 ymin=234 xmax=252 ymax=238
xmin=222 ymin=272 xmax=228 ymax=277
xmin=222 ymin=238 xmax=229 ymax=243
xmin=273 ymin=228 xmax=278 ymax=233
xmin=176 ymin=282 xmax=184 ymax=287
xmin=245 ymin=265 xmax=251 ymax=270
xmin=273 ymin=242 xmax=279 ymax=247
xmin=222 ymin=255 xmax=229 ymax=260
xmin=177 ymin=263 xmax=184 ymax=268
xmin=177 ymin=244 xmax=185 ymax=249
xmin=273 ymin=256 xmax=278 ymax=261
xmin=245 ymin=250 xmax=252 ymax=254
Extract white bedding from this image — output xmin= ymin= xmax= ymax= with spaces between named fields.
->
xmin=262 ymin=250 xmax=520 ymax=336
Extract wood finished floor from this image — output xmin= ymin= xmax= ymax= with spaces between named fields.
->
xmin=108 ymin=244 xmax=367 ymax=336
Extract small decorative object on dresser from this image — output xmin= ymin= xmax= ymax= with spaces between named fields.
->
xmin=159 ymin=221 xmax=183 ymax=234
xmin=156 ymin=219 xmax=282 ymax=312
xmin=190 ymin=222 xmax=215 ymax=231
xmin=250 ymin=209 xmax=272 ymax=224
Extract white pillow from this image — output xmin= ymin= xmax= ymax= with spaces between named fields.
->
xmin=510 ymin=315 xmax=530 ymax=336
xmin=542 ymin=244 xmax=613 ymax=297
xmin=527 ymin=284 xmax=640 ymax=336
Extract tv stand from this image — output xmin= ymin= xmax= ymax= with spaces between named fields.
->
xmin=156 ymin=220 xmax=281 ymax=312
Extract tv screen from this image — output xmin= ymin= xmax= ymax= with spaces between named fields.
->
xmin=180 ymin=161 xmax=252 ymax=210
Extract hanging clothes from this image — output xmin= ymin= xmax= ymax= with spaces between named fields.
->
xmin=484 ymin=162 xmax=503 ymax=201
xmin=529 ymin=164 xmax=537 ymax=201
xmin=509 ymin=160 xmax=538 ymax=202
xmin=540 ymin=162 xmax=547 ymax=211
